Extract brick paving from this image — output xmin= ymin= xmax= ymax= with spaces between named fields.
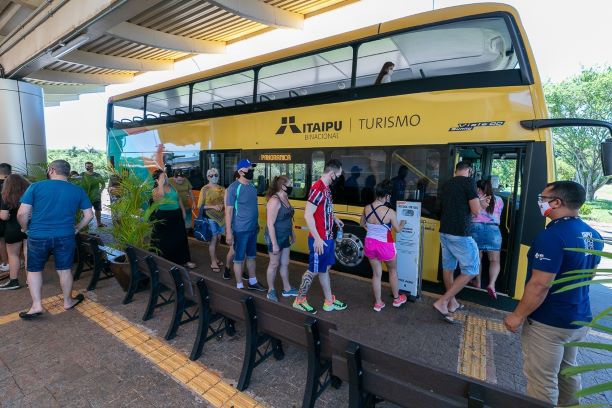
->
xmin=0 ymin=224 xmax=610 ymax=407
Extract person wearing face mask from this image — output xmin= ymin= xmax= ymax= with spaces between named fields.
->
xmin=225 ymin=159 xmax=266 ymax=291
xmin=151 ymin=169 xmax=196 ymax=269
xmin=433 ymin=161 xmax=489 ymax=323
xmin=374 ymin=61 xmax=395 ymax=85
xmin=360 ymin=180 xmax=406 ymax=312
xmin=197 ymin=168 xmax=231 ymax=273
xmin=293 ymin=159 xmax=347 ymax=314
xmin=264 ymin=175 xmax=298 ymax=302
xmin=503 ymin=181 xmax=602 ymax=406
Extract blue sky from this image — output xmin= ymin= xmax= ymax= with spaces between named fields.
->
xmin=44 ymin=0 xmax=612 ymax=150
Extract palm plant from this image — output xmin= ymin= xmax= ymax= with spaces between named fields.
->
xmin=552 ymin=239 xmax=612 ymax=407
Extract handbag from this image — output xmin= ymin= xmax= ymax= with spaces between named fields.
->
xmin=193 ymin=205 xmax=212 ymax=242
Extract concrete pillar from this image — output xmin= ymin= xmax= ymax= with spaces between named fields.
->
xmin=0 ymin=78 xmax=46 ymax=172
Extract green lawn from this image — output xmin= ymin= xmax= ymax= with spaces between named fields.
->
xmin=583 ymin=184 xmax=612 ymax=223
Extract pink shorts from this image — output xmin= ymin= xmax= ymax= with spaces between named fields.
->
xmin=364 ymin=237 xmax=396 ymax=262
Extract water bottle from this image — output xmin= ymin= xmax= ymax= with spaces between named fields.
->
xmin=336 ymin=227 xmax=343 ymax=242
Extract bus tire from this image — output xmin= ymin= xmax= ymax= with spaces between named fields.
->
xmin=333 ymin=224 xmax=370 ymax=277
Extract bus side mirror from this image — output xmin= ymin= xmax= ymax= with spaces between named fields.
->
xmin=601 ymin=139 xmax=612 ymax=176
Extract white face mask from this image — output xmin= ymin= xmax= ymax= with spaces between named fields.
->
xmin=388 ymin=68 xmax=394 ymax=75
xmin=538 ymin=200 xmax=553 ymax=217
xmin=210 ymin=176 xmax=219 ymax=184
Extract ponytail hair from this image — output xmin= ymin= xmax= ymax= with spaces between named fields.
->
xmin=476 ymin=179 xmax=495 ymax=214
xmin=266 ymin=175 xmax=289 ymax=200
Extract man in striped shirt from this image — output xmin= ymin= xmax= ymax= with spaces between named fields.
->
xmin=293 ymin=159 xmax=348 ymax=314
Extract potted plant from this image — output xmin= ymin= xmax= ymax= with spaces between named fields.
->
xmin=104 ymin=167 xmax=165 ymax=291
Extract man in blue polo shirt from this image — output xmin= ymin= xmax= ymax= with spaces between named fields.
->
xmin=504 ymin=181 xmax=603 ymax=406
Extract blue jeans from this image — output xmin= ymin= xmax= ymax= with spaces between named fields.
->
xmin=28 ymin=235 xmax=76 ymax=272
xmin=439 ymin=233 xmax=479 ymax=276
xmin=233 ymin=230 xmax=257 ymax=263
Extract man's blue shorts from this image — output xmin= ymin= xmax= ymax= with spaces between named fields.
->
xmin=233 ymin=230 xmax=257 ymax=263
xmin=439 ymin=233 xmax=479 ymax=276
xmin=27 ymin=235 xmax=76 ymax=272
xmin=308 ymin=237 xmax=335 ymax=273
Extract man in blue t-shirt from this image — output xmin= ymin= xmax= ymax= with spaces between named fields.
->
xmin=225 ymin=159 xmax=265 ymax=291
xmin=17 ymin=160 xmax=94 ymax=319
xmin=504 ymin=181 xmax=602 ymax=406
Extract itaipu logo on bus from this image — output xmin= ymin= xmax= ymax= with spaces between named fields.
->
xmin=276 ymin=116 xmax=342 ymax=140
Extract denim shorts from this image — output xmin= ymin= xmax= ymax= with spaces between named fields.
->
xmin=264 ymin=232 xmax=292 ymax=253
xmin=308 ymin=237 xmax=335 ymax=273
xmin=233 ymin=230 xmax=257 ymax=263
xmin=208 ymin=219 xmax=225 ymax=236
xmin=439 ymin=233 xmax=479 ymax=276
xmin=470 ymin=223 xmax=502 ymax=251
xmin=28 ymin=235 xmax=76 ymax=272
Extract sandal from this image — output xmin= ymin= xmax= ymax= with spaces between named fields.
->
xmin=210 ymin=264 xmax=221 ymax=273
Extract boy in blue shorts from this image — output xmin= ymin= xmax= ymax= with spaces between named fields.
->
xmin=293 ymin=159 xmax=347 ymax=314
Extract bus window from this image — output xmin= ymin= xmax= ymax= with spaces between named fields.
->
xmin=390 ymin=147 xmax=445 ymax=217
xmin=312 ymin=151 xmax=325 ymax=182
xmin=330 ymin=149 xmax=386 ymax=206
xmin=254 ymin=162 xmax=308 ymax=199
xmin=113 ymin=96 xmax=144 ymax=123
xmin=258 ymin=46 xmax=352 ymax=102
xmin=356 ymin=17 xmax=519 ymax=87
xmin=192 ymin=71 xmax=254 ymax=112
xmin=146 ymin=86 xmax=190 ymax=117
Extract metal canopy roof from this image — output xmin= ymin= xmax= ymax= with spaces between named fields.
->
xmin=0 ymin=0 xmax=356 ymax=106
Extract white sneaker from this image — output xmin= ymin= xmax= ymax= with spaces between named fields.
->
xmin=0 ymin=264 xmax=9 ymax=272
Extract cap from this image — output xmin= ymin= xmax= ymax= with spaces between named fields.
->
xmin=350 ymin=165 xmax=363 ymax=173
xmin=236 ymin=159 xmax=256 ymax=171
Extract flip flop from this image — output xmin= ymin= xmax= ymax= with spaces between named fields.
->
xmin=210 ymin=264 xmax=221 ymax=273
xmin=19 ymin=311 xmax=43 ymax=320
xmin=487 ymin=287 xmax=497 ymax=300
xmin=433 ymin=305 xmax=455 ymax=324
xmin=65 ymin=293 xmax=85 ymax=310
xmin=450 ymin=303 xmax=465 ymax=313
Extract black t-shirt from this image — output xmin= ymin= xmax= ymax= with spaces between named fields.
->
xmin=439 ymin=176 xmax=478 ymax=236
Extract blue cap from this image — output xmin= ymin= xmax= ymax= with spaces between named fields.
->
xmin=236 ymin=159 xmax=256 ymax=171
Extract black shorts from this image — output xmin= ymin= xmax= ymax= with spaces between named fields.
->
xmin=0 ymin=220 xmax=5 ymax=238
xmin=92 ymin=201 xmax=102 ymax=211
xmin=4 ymin=220 xmax=26 ymax=244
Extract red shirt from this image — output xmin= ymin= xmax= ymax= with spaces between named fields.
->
xmin=308 ymin=179 xmax=334 ymax=240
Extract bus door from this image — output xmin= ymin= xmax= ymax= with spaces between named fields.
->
xmin=454 ymin=144 xmax=525 ymax=296
xmin=201 ymin=150 xmax=240 ymax=188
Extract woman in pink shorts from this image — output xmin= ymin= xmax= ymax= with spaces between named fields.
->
xmin=360 ymin=180 xmax=406 ymax=312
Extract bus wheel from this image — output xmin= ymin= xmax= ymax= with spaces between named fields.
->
xmin=334 ymin=225 xmax=369 ymax=276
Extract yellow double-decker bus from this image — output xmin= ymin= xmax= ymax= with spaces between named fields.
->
xmin=107 ymin=3 xmax=612 ymax=303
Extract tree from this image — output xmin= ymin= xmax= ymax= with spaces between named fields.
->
xmin=544 ymin=67 xmax=612 ymax=201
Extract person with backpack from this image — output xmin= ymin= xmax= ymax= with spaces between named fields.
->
xmin=225 ymin=160 xmax=265 ymax=291
xmin=360 ymin=180 xmax=407 ymax=312
xmin=264 ymin=175 xmax=298 ymax=301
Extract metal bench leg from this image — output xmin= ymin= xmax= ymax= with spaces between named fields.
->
xmin=86 ymin=243 xmax=103 ymax=291
xmin=237 ymin=296 xmax=258 ymax=391
xmin=347 ymin=342 xmax=376 ymax=408
xmin=123 ymin=247 xmax=140 ymax=305
xmin=142 ymin=259 xmax=160 ymax=321
xmin=190 ymin=279 xmax=210 ymax=361
xmin=225 ymin=318 xmax=236 ymax=336
xmin=303 ymin=318 xmax=322 ymax=408
xmin=165 ymin=267 xmax=185 ymax=340
xmin=74 ymin=235 xmax=85 ymax=280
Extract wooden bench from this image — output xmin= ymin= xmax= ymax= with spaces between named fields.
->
xmin=74 ymin=233 xmax=113 ymax=291
xmin=200 ymin=277 xmax=341 ymax=408
xmin=124 ymin=246 xmax=175 ymax=321
xmin=329 ymin=330 xmax=552 ymax=408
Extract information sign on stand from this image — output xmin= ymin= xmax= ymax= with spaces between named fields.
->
xmin=396 ymin=201 xmax=422 ymax=300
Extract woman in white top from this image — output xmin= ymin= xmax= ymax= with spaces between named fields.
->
xmin=374 ymin=61 xmax=395 ymax=85
xmin=360 ymin=180 xmax=406 ymax=312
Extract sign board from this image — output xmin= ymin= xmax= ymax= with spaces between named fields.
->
xmin=396 ymin=201 xmax=422 ymax=298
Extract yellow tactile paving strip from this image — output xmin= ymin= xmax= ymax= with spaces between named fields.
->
xmin=1 ymin=293 xmax=265 ymax=408
xmin=456 ymin=311 xmax=508 ymax=381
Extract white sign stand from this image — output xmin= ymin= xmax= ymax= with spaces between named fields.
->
xmin=395 ymin=201 xmax=422 ymax=300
